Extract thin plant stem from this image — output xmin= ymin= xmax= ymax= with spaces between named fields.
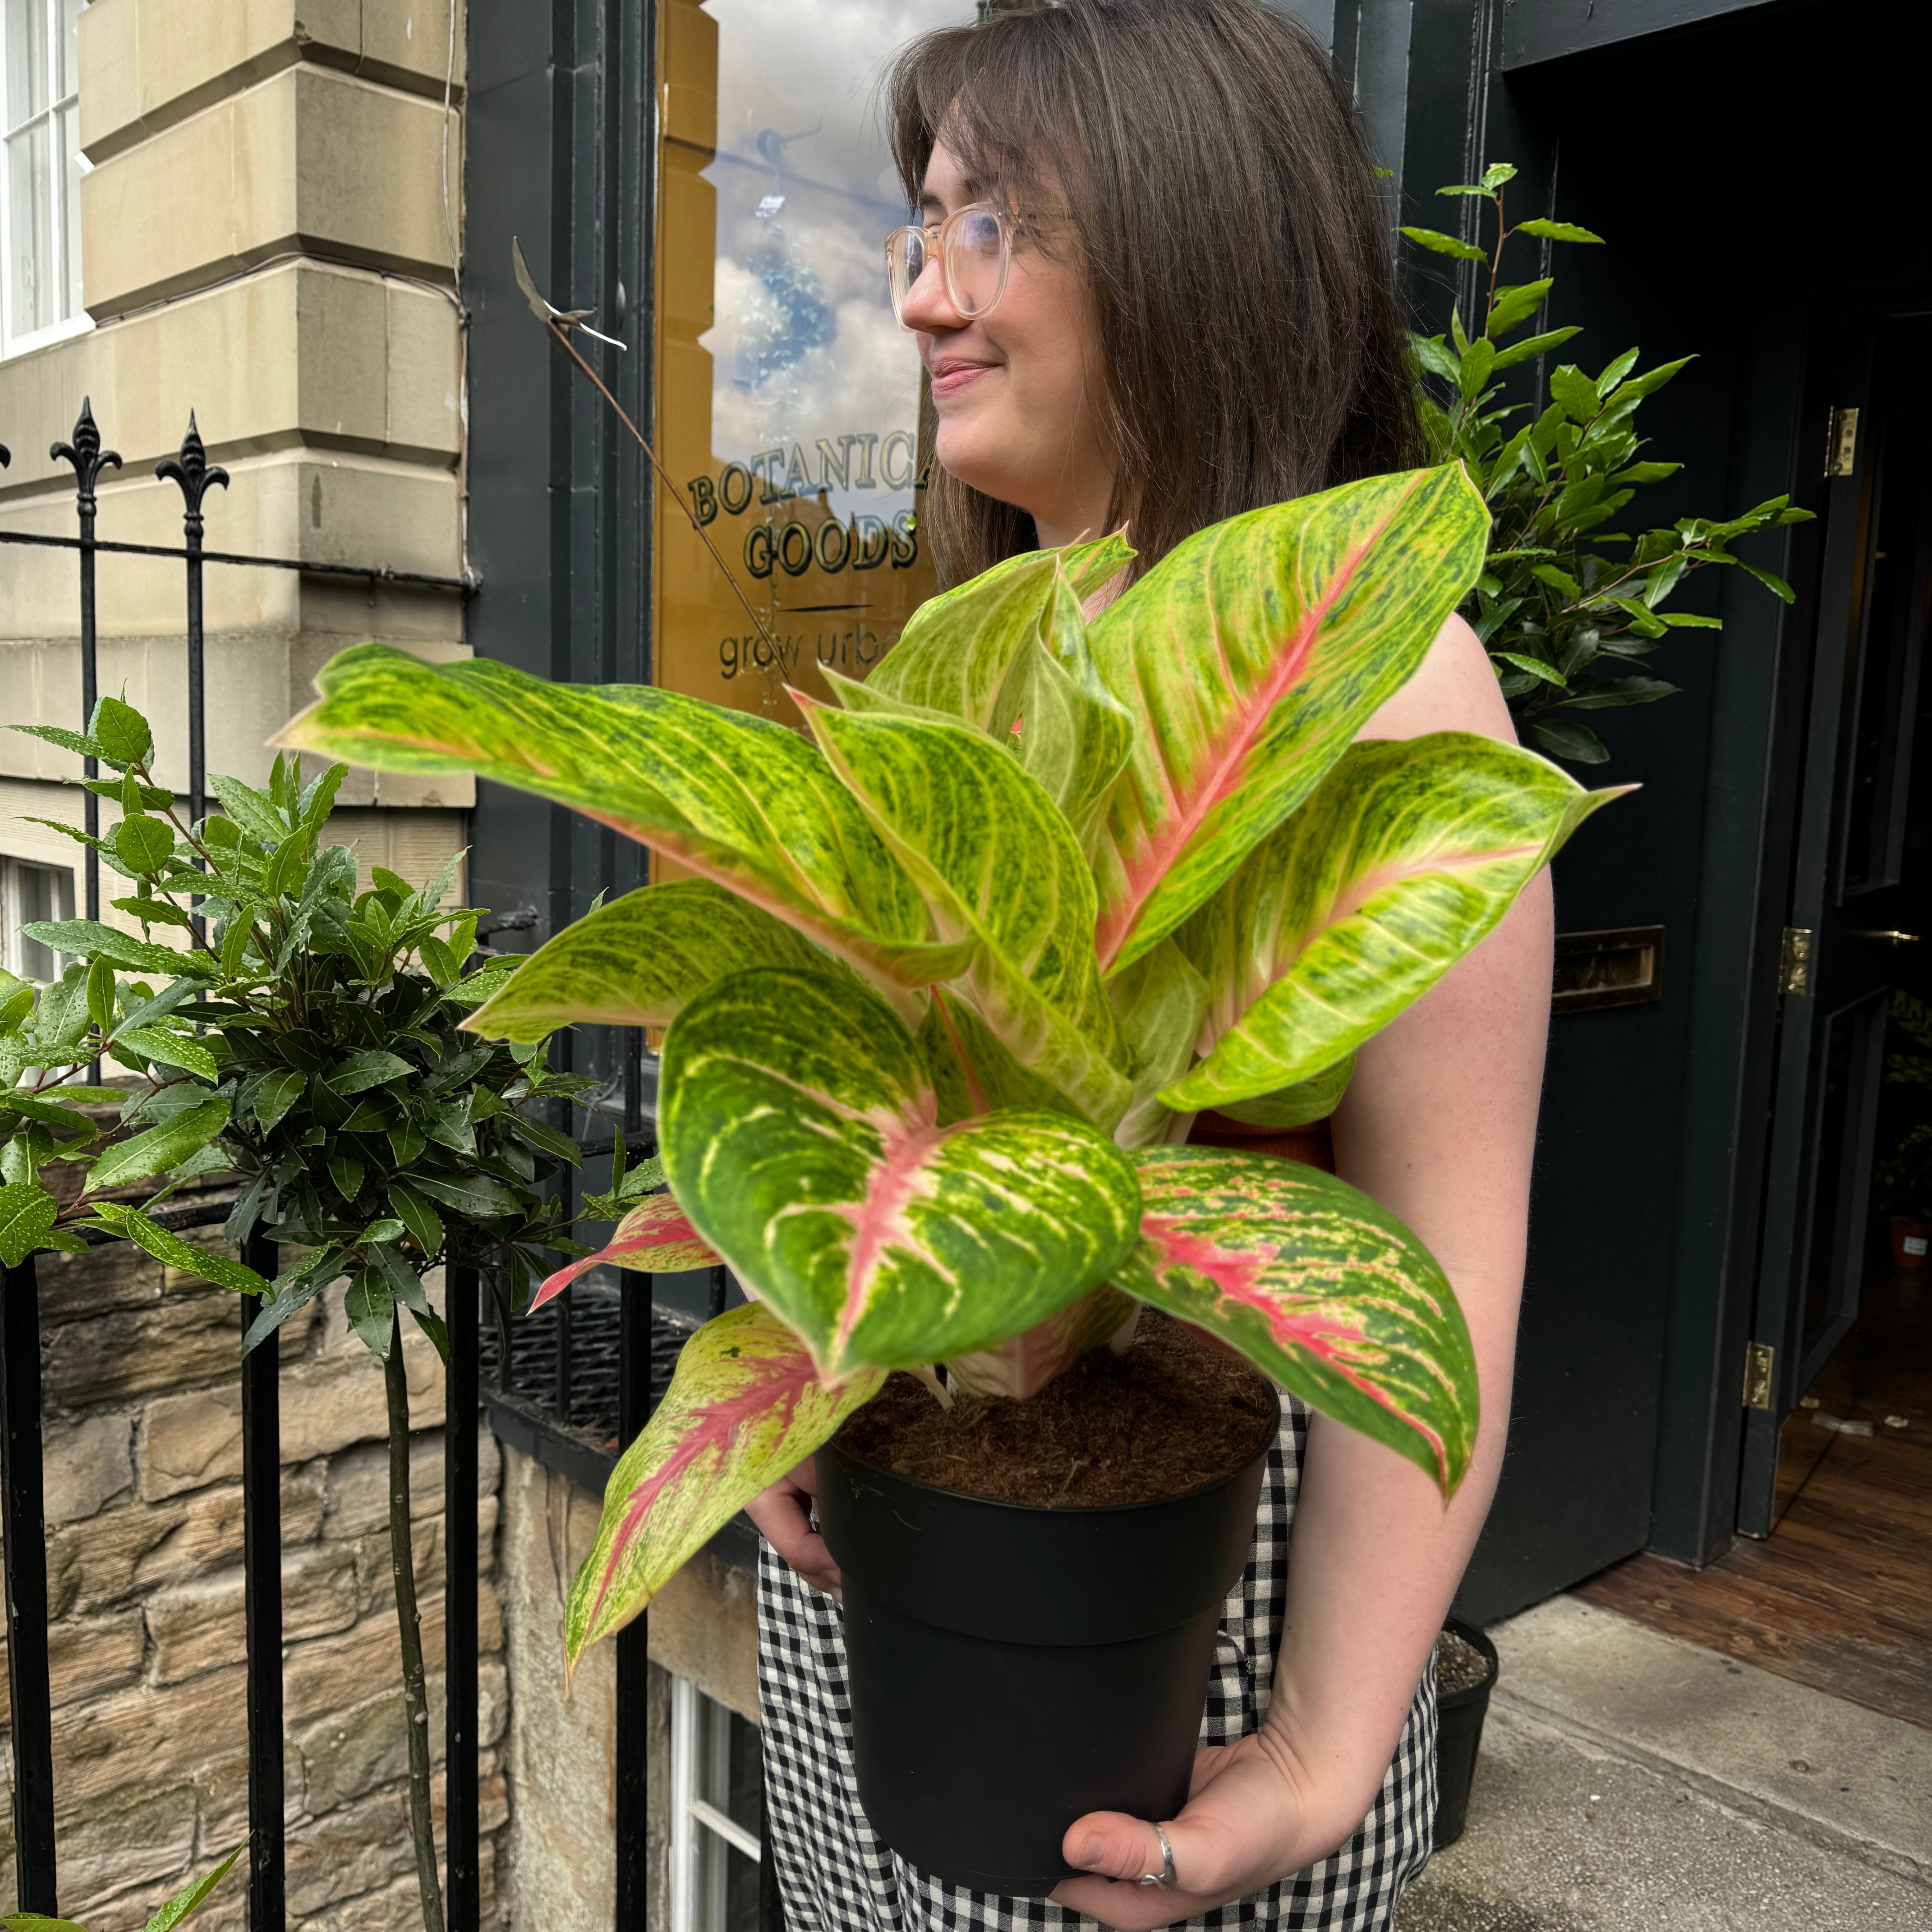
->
xmin=386 ymin=1309 xmax=446 ymax=1932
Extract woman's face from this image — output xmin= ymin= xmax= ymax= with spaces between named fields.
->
xmin=900 ymin=141 xmax=1115 ymax=548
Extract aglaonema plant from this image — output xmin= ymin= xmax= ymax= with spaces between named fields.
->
xmin=277 ymin=460 xmax=1625 ymax=1675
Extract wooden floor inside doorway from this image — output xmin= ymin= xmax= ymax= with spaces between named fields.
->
xmin=1575 ymin=1264 xmax=1932 ymax=1731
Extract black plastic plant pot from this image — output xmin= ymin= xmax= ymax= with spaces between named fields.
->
xmin=814 ymin=1413 xmax=1274 ymax=1897
xmin=1431 ymin=1616 xmax=1499 ymax=1849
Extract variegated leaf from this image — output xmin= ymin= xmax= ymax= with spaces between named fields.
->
xmin=465 ymin=880 xmax=837 ymax=1042
xmin=564 ymin=1302 xmax=884 ymax=1667
xmin=660 ymin=968 xmax=1143 ymax=1379
xmin=274 ymin=646 xmax=967 ymax=1019
xmin=799 ymin=698 xmax=1133 ymax=1129
xmin=533 ymin=1193 xmax=723 ymax=1309
xmin=867 ymin=533 xmax=1135 ymax=727
xmin=1089 ymin=464 xmax=1490 ymax=973
xmin=1118 ymin=1145 xmax=1477 ymax=1495
xmin=1105 ymin=939 xmax=1208 ymax=1151
xmin=1162 ymin=734 xmax=1624 ymax=1112
xmin=1211 ymin=1054 xmax=1356 ymax=1129
xmin=993 ymin=569 xmax=1136 ymax=850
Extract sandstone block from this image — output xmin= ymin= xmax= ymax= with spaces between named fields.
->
xmin=135 ymin=1384 xmax=243 ymax=1500
xmin=44 ymin=1288 xmax=316 ymax=1412
xmin=34 ymin=1239 xmax=163 ymax=1322
xmin=43 ymin=1412 xmax=134 ymax=1525
xmin=51 ymin=1662 xmax=250 ymax=1805
xmin=321 ymin=1432 xmax=450 ymax=1541
xmin=293 ymin=1688 xmax=421 ymax=1817
xmin=70 ymin=1462 xmax=328 ymax=1606
xmin=48 ymin=1497 xmax=191 ymax=1616
xmin=283 ymin=1578 xmax=501 ymax=1728
xmin=42 ymin=1778 xmax=198 ymax=1928
xmin=138 ymin=1330 xmax=435 ymax=1499
xmin=283 ymin=1785 xmax=414 ymax=1919
xmin=147 ymin=1541 xmax=360 ymax=1684
xmin=648 ymin=1545 xmax=760 ymax=1721
xmin=0 ymin=1609 xmax=145 ymax=1722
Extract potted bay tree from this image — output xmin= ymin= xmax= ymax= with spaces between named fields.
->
xmin=276 ymin=461 xmax=1620 ymax=1891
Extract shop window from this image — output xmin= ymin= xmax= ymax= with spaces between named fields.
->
xmin=655 ymin=0 xmax=962 ymax=720
xmin=2 ymin=0 xmax=87 ymax=358
xmin=669 ymin=1674 xmax=765 ymax=1932
xmin=2 ymin=854 xmax=74 ymax=981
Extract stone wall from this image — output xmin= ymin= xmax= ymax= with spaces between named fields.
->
xmin=493 ymin=1445 xmax=762 ymax=1932
xmin=0 ymin=1221 xmax=507 ymax=1930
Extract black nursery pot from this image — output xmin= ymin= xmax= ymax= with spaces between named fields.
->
xmin=814 ymin=1411 xmax=1274 ymax=1897
xmin=1431 ymin=1617 xmax=1499 ymax=1849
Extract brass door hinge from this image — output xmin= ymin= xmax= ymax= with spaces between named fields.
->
xmin=1825 ymin=406 xmax=1860 ymax=478
xmin=1779 ymin=927 xmax=1813 ymax=996
xmin=1743 ymin=1342 xmax=1776 ymax=1411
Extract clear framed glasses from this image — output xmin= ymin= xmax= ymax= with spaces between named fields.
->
xmin=884 ymin=202 xmax=1015 ymax=329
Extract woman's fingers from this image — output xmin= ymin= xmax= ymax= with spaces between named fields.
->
xmin=744 ymin=1474 xmax=842 ymax=1594
xmin=1062 ymin=1811 xmax=1174 ymax=1885
xmin=1051 ymin=1741 xmax=1314 ymax=1927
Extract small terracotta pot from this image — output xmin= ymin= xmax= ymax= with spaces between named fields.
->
xmin=1893 ymin=1217 xmax=1932 ymax=1270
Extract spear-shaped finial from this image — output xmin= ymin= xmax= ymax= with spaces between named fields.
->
xmin=51 ymin=395 xmax=123 ymax=506
xmin=156 ymin=410 xmax=231 ymax=534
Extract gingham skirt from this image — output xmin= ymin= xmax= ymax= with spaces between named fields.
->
xmin=757 ymin=1397 xmax=1438 ymax=1932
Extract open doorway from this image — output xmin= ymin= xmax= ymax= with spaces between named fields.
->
xmin=1578 ymin=306 xmax=1932 ymax=1730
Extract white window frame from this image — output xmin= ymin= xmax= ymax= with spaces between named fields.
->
xmin=670 ymin=1674 xmax=764 ymax=1932
xmin=1 ymin=853 xmax=76 ymax=981
xmin=1 ymin=0 xmax=91 ymax=360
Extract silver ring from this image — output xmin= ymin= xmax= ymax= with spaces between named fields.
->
xmin=1136 ymin=1822 xmax=1177 ymax=1891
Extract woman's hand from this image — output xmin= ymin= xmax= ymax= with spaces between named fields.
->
xmin=744 ymin=1459 xmax=842 ymax=1595
xmin=1050 ymin=1730 xmax=1362 ymax=1928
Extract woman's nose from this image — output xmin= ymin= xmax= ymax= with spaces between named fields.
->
xmin=899 ymin=252 xmax=963 ymax=333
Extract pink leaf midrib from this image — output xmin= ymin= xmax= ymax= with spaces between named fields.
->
xmin=1141 ymin=1209 xmax=1452 ymax=1486
xmin=586 ymin=1352 xmax=815 ymax=1634
xmin=1097 ymin=478 xmax=1424 ymax=969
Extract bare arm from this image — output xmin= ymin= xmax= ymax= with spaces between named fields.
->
xmin=1057 ymin=615 xmax=1551 ymax=1921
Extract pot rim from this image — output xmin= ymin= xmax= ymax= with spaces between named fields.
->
xmin=823 ymin=1383 xmax=1280 ymax=1520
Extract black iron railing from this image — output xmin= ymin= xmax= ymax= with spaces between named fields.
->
xmin=0 ymin=400 xmax=685 ymax=1930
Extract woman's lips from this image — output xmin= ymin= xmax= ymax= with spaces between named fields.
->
xmin=929 ymin=357 xmax=998 ymax=399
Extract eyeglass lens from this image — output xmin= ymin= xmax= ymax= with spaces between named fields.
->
xmin=888 ymin=207 xmax=1009 ymax=327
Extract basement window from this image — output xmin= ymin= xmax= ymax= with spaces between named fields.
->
xmin=2 ymin=855 xmax=74 ymax=981
xmin=669 ymin=1674 xmax=765 ymax=1932
xmin=2 ymin=0 xmax=89 ymax=358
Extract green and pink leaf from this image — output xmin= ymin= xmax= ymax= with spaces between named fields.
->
xmin=661 ymin=968 xmax=1142 ymax=1378
xmin=534 ymin=1193 xmax=722 ymax=1308
xmin=1163 ymin=733 xmax=1626 ymax=1111
xmin=563 ymin=1302 xmax=885 ymax=1667
xmin=1089 ymin=464 xmax=1490 ymax=973
xmin=1116 ymin=1146 xmax=1478 ymax=1495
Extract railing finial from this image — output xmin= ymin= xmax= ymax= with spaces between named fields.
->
xmin=157 ymin=410 xmax=230 ymax=535
xmin=50 ymin=396 xmax=122 ymax=510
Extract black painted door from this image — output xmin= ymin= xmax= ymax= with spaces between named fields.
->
xmin=1739 ymin=309 xmax=1932 ymax=1536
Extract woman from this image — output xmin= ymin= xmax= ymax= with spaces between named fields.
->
xmin=745 ymin=3 xmax=1551 ymax=1927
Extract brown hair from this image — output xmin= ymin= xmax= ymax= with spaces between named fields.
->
xmin=888 ymin=0 xmax=1421 ymax=586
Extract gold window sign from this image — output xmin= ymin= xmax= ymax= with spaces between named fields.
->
xmin=654 ymin=0 xmax=962 ymax=721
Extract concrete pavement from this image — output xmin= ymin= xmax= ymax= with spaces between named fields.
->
xmin=1397 ymin=1598 xmax=1932 ymax=1931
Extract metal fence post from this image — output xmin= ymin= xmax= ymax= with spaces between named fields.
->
xmin=240 ymin=1233 xmax=285 ymax=1932
xmin=445 ymin=1263 xmax=482 ymax=1932
xmin=157 ymin=414 xmax=230 ymax=849
xmin=0 ymin=1256 xmax=57 ymax=1917
xmin=614 ymin=1266 xmax=654 ymax=1930
xmin=50 ymin=399 xmax=122 ymax=933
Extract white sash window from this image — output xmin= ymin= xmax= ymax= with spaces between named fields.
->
xmin=2 ymin=0 xmax=87 ymax=358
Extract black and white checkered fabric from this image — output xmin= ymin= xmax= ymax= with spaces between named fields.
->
xmin=758 ymin=1398 xmax=1439 ymax=1932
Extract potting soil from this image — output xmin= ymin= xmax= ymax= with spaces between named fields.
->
xmin=836 ymin=1311 xmax=1279 ymax=1506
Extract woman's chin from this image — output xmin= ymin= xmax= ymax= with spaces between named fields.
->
xmin=934 ymin=427 xmax=1030 ymax=514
